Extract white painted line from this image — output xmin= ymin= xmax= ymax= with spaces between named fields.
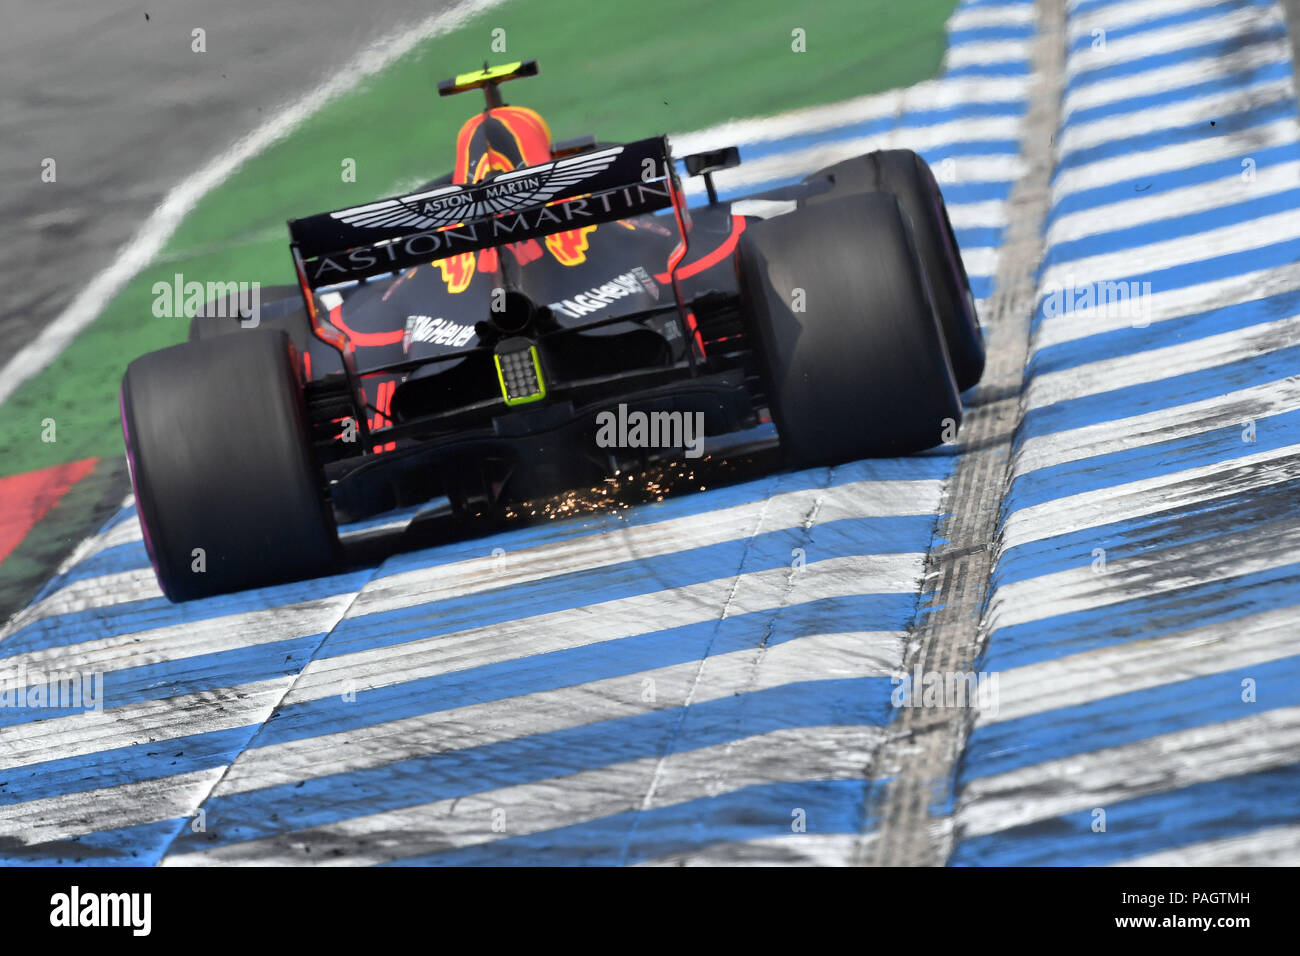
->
xmin=989 ymin=490 xmax=1300 ymax=631
xmin=0 ymin=767 xmax=222 ymax=848
xmin=1025 ymin=313 xmax=1300 ymax=410
xmin=945 ymin=39 xmax=1034 ymax=70
xmin=0 ymin=678 xmax=289 ymax=773
xmin=980 ymin=605 xmax=1299 ymax=725
xmin=283 ymin=553 xmax=928 ymax=706
xmin=999 ymin=441 xmax=1300 ymax=554
xmin=1113 ymin=823 xmax=1300 ymax=866
xmin=949 ymin=3 xmax=1038 ymax=33
xmin=1058 ymin=79 xmax=1294 ymax=157
xmin=0 ymin=595 xmax=354 ymax=688
xmin=348 ymin=478 xmax=941 ymax=620
xmin=1064 ymin=3 xmax=1284 ymax=80
xmin=0 ymin=0 xmax=511 ymax=409
xmin=957 ymin=246 xmax=999 ymax=280
xmin=2 ymin=568 xmax=163 ymax=636
xmin=1013 ymin=375 xmax=1300 ymax=474
xmin=1067 ymin=0 xmax=1247 ymax=42
xmin=1051 ymin=116 xmax=1298 ymax=199
xmin=957 ymin=706 xmax=1300 ymax=838
xmin=164 ymin=725 xmax=887 ymax=865
xmin=212 ymin=630 xmax=906 ymax=797
xmin=2 ymin=476 xmax=937 ymax=633
xmin=1045 ymin=159 xmax=1300 ymax=247
xmin=1034 ymin=258 xmax=1300 ymax=349
xmin=1062 ymin=36 xmax=1291 ymax=117
xmin=948 ymin=198 xmax=1012 ymax=230
xmin=1038 ymin=205 xmax=1300 ymax=293
xmin=0 ymin=2 xmax=1039 ymax=868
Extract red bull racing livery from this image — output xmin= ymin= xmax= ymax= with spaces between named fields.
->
xmin=120 ymin=60 xmax=985 ymax=600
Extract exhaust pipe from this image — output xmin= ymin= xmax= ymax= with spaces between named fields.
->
xmin=489 ymin=289 xmax=538 ymax=335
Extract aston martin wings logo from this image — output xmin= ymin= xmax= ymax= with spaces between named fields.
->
xmin=331 ymin=146 xmax=625 ymax=232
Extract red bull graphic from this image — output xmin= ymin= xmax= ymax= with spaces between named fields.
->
xmin=432 ymin=105 xmax=601 ymax=292
xmin=434 ymin=250 xmax=476 ymax=293
xmin=545 ymin=224 xmax=597 ymax=266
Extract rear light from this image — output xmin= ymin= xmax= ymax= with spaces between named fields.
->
xmin=494 ymin=338 xmax=546 ymax=405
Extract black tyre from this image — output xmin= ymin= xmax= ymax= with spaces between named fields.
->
xmin=737 ymin=192 xmax=961 ymax=467
xmin=120 ymin=329 xmax=339 ymax=601
xmin=806 ymin=149 xmax=985 ymax=390
xmin=188 ymin=285 xmax=311 ymax=344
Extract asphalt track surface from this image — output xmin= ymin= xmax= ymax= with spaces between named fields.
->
xmin=3 ymin=0 xmax=1300 ymax=865
xmin=0 ymin=0 xmax=457 ymax=349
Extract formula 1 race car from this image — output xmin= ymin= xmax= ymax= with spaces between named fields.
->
xmin=120 ymin=60 xmax=984 ymax=601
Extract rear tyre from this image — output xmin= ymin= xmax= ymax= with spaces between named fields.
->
xmin=737 ymin=192 xmax=961 ymax=467
xmin=120 ymin=329 xmax=339 ymax=601
xmin=806 ymin=149 xmax=985 ymax=390
xmin=188 ymin=285 xmax=312 ymax=346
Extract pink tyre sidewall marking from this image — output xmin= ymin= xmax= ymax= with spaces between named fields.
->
xmin=118 ymin=385 xmax=165 ymax=587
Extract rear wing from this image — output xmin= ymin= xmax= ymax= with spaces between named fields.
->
xmin=288 ymin=136 xmax=685 ymax=290
xmin=286 ymin=135 xmax=692 ymax=449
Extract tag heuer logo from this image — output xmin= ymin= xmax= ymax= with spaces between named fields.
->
xmin=403 ymin=314 xmax=476 ymax=352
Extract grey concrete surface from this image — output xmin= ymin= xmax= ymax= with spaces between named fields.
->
xmin=864 ymin=0 xmax=1066 ymax=867
xmin=1285 ymin=0 xmax=1300 ymax=64
xmin=0 ymin=0 xmax=456 ymax=347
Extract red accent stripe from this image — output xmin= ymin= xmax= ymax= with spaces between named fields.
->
xmin=329 ymin=304 xmax=404 ymax=348
xmin=655 ymin=214 xmax=746 ymax=283
xmin=685 ymin=310 xmax=706 ymax=358
xmin=371 ymin=379 xmax=397 ymax=453
xmin=0 ymin=458 xmax=98 ymax=565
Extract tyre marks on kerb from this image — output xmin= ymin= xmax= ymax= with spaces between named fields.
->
xmin=197 ymin=632 xmax=908 ymax=799
xmin=0 ymin=0 xmax=1039 ymax=865
xmin=867 ymin=0 xmax=1065 ymax=868
xmin=6 ymin=0 xmax=1295 ymax=867
xmin=0 ymin=463 xmax=948 ymax=863
xmin=947 ymin=0 xmax=1300 ymax=866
